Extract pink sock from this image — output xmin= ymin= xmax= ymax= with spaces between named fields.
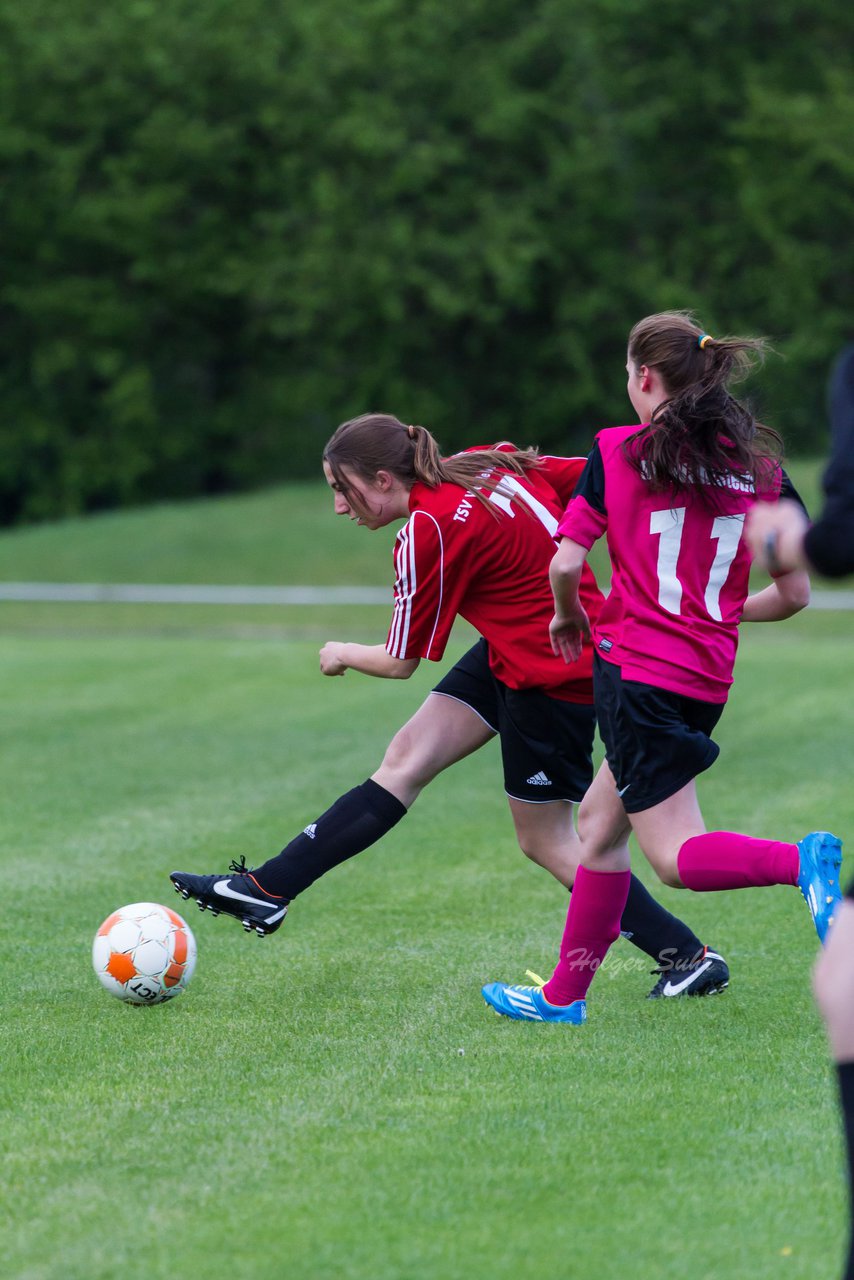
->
xmin=543 ymin=867 xmax=632 ymax=1006
xmin=677 ymin=832 xmax=799 ymax=891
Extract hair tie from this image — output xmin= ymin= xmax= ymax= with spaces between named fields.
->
xmin=698 ymin=333 xmax=713 ymax=350
xmin=407 ymin=424 xmax=416 ymax=440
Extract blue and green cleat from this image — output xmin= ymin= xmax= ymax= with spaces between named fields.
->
xmin=482 ymin=974 xmax=586 ymax=1024
xmin=797 ymin=831 xmax=843 ymax=943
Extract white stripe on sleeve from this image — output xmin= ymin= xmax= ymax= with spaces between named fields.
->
xmin=387 ymin=512 xmax=444 ymax=658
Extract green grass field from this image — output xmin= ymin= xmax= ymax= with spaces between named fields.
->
xmin=1 ymin=472 xmax=851 ymax=1280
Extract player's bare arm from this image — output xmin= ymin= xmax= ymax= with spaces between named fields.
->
xmin=319 ymin=641 xmax=420 ymax=679
xmin=549 ymin=537 xmax=591 ymax=663
xmin=740 ymin=567 xmax=810 ymax=621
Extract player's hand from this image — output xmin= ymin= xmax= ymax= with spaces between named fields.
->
xmin=745 ymin=500 xmax=810 ymax=574
xmin=549 ymin=609 xmax=590 ymax=664
xmin=319 ymin=642 xmax=348 ymax=676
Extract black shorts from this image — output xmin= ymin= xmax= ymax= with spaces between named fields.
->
xmin=593 ymin=653 xmax=723 ymax=814
xmin=432 ymin=639 xmax=595 ymax=803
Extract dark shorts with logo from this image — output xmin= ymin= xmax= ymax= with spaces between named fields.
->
xmin=593 ymin=653 xmax=723 ymax=814
xmin=432 ymin=639 xmax=596 ymax=803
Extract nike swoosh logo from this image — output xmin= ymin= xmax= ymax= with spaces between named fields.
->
xmin=617 ymin=784 xmax=631 ymax=797
xmin=213 ymin=880 xmax=283 ymax=916
xmin=661 ymin=958 xmax=712 ymax=996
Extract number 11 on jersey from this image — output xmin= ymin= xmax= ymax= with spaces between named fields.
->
xmin=650 ymin=507 xmax=746 ymax=620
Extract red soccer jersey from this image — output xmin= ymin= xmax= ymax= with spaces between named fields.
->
xmin=558 ymin=424 xmax=783 ymax=702
xmin=385 ymin=448 xmax=603 ymax=702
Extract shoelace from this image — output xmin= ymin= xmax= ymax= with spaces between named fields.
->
xmin=228 ymin=856 xmax=250 ymax=876
xmin=525 ymin=969 xmax=546 ymax=988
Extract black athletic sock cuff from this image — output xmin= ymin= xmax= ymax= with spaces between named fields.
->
xmin=620 ymin=874 xmax=702 ymax=964
xmin=838 ymin=1060 xmax=854 ymax=1108
xmin=359 ymin=779 xmax=408 ymax=825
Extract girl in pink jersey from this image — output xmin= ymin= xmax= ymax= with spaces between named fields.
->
xmin=484 ymin=311 xmax=843 ymax=1025
xmin=172 ymin=412 xmax=727 ymax=997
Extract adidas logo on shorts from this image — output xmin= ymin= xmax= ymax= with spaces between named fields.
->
xmin=526 ymin=771 xmax=552 ymax=786
xmin=303 ymin=823 xmax=318 ymax=839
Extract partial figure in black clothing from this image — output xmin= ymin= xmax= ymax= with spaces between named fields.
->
xmin=749 ymin=344 xmax=854 ymax=1280
xmin=747 ymin=344 xmax=854 ymax=578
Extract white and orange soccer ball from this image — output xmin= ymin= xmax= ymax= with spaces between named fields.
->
xmin=92 ymin=902 xmax=197 ymax=1005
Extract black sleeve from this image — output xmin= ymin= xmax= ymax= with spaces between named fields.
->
xmin=571 ymin=442 xmax=606 ymax=514
xmin=803 ymin=345 xmax=854 ymax=578
xmin=779 ymin=470 xmax=809 ymax=517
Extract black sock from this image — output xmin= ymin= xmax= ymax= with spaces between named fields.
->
xmin=838 ymin=1061 xmax=854 ymax=1280
xmin=252 ymin=779 xmax=408 ymax=900
xmin=619 ymin=874 xmax=704 ymax=966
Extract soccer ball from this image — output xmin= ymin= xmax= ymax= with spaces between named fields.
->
xmin=92 ymin=902 xmax=197 ymax=1005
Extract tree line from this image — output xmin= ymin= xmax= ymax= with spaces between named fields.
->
xmin=1 ymin=0 xmax=851 ymax=522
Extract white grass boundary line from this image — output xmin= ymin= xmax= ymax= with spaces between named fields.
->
xmin=1 ymin=581 xmax=853 ymax=609
xmin=0 ymin=582 xmax=390 ymax=605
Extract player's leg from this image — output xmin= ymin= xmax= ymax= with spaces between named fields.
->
xmin=494 ymin=683 xmax=597 ymax=886
xmin=629 ymin=781 xmax=706 ymax=887
xmin=623 ymin=753 xmax=842 ymax=947
xmin=483 ymin=763 xmax=631 ymax=1021
xmin=573 ymin=761 xmax=726 ymax=996
xmin=531 ymin=761 xmax=633 ymax=1010
xmin=170 ymin=644 xmax=498 ymax=934
xmin=630 ymin=779 xmax=805 ymax=896
xmin=575 ymin=757 xmax=633 ymax=871
xmin=483 ymin=660 xmax=728 ymax=1020
xmin=507 ymin=797 xmax=580 ymax=887
xmin=507 ymin=792 xmax=696 ymax=953
xmin=597 ymin=662 xmax=842 ymax=944
xmin=372 ymin=636 xmax=499 ymax=809
xmin=485 ymin=766 xmax=724 ymax=1019
xmin=373 ymin=691 xmax=494 ymax=806
xmin=171 ymin=692 xmax=493 ymax=932
xmin=520 ymin=674 xmax=720 ymax=998
xmin=257 ymin=689 xmax=493 ymax=886
xmin=813 ymin=900 xmax=854 ymax=1280
xmin=619 ymin=780 xmax=844 ymax=946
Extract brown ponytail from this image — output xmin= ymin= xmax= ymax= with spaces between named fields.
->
xmin=324 ymin=414 xmax=541 ymax=516
xmin=625 ymin=311 xmax=782 ymax=503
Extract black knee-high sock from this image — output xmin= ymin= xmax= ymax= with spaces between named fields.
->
xmin=838 ymin=1061 xmax=854 ymax=1280
xmin=251 ymin=779 xmax=407 ymax=900
xmin=619 ymin=875 xmax=704 ymax=965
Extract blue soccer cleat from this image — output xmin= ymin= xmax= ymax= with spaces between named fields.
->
xmin=482 ymin=979 xmax=586 ymax=1024
xmin=797 ymin=831 xmax=843 ymax=943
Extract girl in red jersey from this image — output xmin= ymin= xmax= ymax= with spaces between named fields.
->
xmin=172 ymin=412 xmax=725 ymax=997
xmin=484 ymin=311 xmax=842 ymax=1025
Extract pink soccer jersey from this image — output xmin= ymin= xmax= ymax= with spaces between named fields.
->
xmin=557 ymin=424 xmax=783 ymax=702
xmin=385 ymin=447 xmax=604 ymax=701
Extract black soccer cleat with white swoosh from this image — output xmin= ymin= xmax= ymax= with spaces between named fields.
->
xmin=170 ymin=857 xmax=289 ymax=937
xmin=646 ymin=947 xmax=729 ymax=999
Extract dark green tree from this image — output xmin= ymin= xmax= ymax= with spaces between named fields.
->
xmin=0 ymin=0 xmax=851 ymax=521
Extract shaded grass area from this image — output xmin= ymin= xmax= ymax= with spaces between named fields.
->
xmin=1 ymin=611 xmax=851 ymax=1280
xmin=0 ymin=482 xmax=398 ymax=585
